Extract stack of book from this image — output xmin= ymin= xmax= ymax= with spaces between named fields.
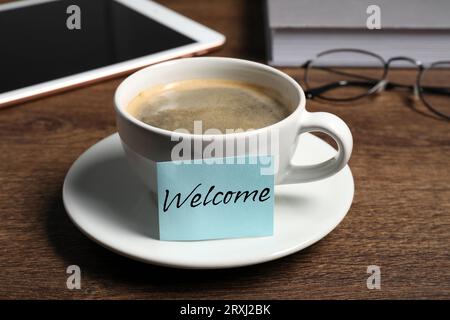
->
xmin=265 ymin=0 xmax=450 ymax=66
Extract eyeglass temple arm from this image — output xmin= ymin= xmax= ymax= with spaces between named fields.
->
xmin=305 ymin=80 xmax=378 ymax=98
xmin=304 ymin=65 xmax=450 ymax=98
xmin=306 ymin=80 xmax=450 ymax=98
xmin=419 ymin=86 xmax=450 ymax=96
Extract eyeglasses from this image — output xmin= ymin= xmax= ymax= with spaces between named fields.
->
xmin=303 ymin=49 xmax=450 ymax=120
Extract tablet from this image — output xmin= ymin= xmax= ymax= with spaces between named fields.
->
xmin=0 ymin=0 xmax=225 ymax=107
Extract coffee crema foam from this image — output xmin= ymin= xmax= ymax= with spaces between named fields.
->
xmin=127 ymin=79 xmax=291 ymax=133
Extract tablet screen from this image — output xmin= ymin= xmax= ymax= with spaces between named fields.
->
xmin=0 ymin=0 xmax=196 ymax=94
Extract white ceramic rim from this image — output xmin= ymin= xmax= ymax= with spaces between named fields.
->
xmin=114 ymin=57 xmax=306 ymax=139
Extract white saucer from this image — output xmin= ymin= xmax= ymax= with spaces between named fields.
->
xmin=63 ymin=133 xmax=354 ymax=269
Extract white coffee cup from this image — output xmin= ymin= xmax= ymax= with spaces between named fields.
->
xmin=114 ymin=57 xmax=352 ymax=193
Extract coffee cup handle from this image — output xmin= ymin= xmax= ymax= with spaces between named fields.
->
xmin=280 ymin=111 xmax=353 ymax=184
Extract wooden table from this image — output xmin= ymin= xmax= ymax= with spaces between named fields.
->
xmin=0 ymin=0 xmax=449 ymax=299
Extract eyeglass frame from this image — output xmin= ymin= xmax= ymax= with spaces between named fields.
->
xmin=303 ymin=48 xmax=450 ymax=120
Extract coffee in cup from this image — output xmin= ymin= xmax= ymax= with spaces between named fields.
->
xmin=127 ymin=79 xmax=292 ymax=132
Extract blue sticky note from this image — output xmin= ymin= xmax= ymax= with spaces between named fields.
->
xmin=156 ymin=156 xmax=274 ymax=241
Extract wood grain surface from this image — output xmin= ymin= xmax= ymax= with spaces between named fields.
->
xmin=0 ymin=0 xmax=449 ymax=299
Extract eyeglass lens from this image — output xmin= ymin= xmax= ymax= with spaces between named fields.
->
xmin=305 ymin=50 xmax=385 ymax=101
